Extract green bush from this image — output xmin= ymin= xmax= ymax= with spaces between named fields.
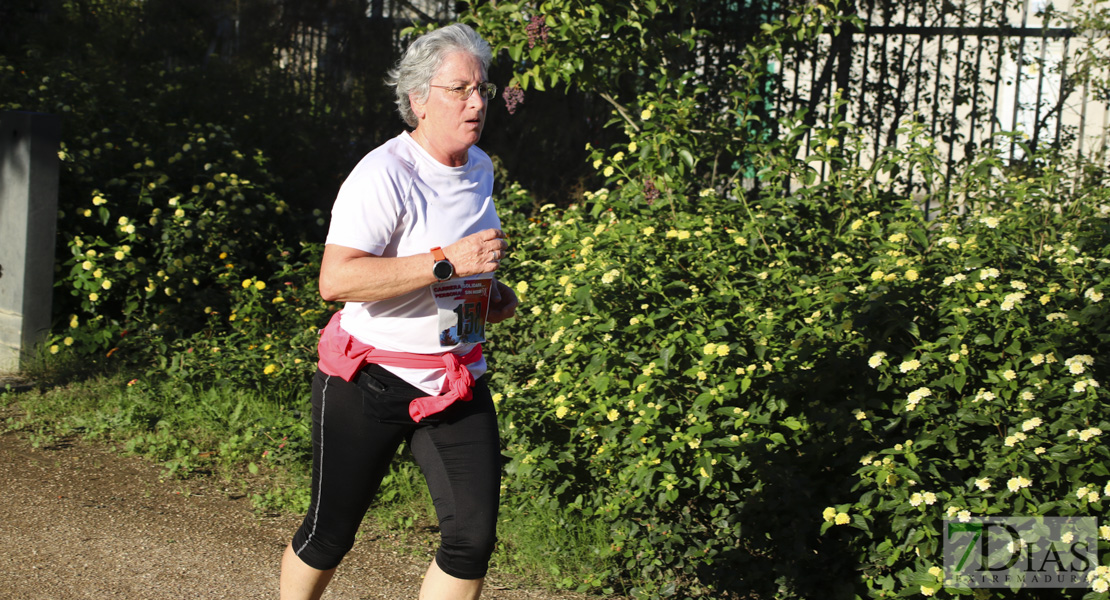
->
xmin=1 ymin=49 xmax=330 ymax=394
xmin=490 ymin=120 xmax=1110 ymax=598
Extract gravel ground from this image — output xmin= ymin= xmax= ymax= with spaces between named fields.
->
xmin=0 ymin=427 xmax=597 ymax=600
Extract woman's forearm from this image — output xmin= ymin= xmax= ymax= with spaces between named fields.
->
xmin=318 ymin=246 xmax=438 ymax=303
xmin=319 ymin=229 xmax=509 ymax=303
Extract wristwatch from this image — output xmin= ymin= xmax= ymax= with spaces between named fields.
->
xmin=431 ymin=247 xmax=454 ymax=281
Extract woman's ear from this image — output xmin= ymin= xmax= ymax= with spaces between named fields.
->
xmin=409 ymin=93 xmax=426 ymax=120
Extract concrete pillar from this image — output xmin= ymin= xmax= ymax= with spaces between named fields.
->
xmin=0 ymin=111 xmax=62 ymax=373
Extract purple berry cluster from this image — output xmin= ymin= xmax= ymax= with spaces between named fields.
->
xmin=526 ymin=15 xmax=550 ymax=48
xmin=502 ymin=85 xmax=525 ymax=115
xmin=644 ymin=178 xmax=660 ymax=204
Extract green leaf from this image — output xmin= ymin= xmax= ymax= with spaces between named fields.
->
xmin=679 ymin=149 xmax=695 ymax=169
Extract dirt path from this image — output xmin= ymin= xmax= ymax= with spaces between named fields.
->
xmin=0 ymin=430 xmax=591 ymax=600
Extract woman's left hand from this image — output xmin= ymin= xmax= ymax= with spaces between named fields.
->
xmin=487 ymin=279 xmax=519 ymax=324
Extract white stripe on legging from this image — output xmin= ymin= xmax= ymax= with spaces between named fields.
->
xmin=295 ymin=375 xmax=328 ymax=556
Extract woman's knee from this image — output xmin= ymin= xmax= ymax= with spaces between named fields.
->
xmin=435 ymin=521 xmax=497 ymax=580
xmin=290 ymin=524 xmax=357 ymax=571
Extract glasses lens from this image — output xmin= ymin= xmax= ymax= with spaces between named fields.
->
xmin=436 ymin=83 xmax=496 ymax=100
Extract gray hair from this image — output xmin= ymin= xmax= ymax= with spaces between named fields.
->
xmin=386 ymin=23 xmax=493 ymax=128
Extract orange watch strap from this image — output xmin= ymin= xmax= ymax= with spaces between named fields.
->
xmin=431 ymin=247 xmax=447 ymax=262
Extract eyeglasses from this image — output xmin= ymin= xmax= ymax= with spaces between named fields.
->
xmin=429 ymin=82 xmax=498 ymax=101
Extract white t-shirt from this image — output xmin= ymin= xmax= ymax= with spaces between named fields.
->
xmin=325 ymin=131 xmax=500 ymax=394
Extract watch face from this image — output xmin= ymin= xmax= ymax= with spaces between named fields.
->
xmin=433 ymin=260 xmax=453 ymax=280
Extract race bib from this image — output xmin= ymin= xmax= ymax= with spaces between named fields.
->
xmin=432 ymin=278 xmax=491 ymax=347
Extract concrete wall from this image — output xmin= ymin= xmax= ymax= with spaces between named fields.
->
xmin=0 ymin=111 xmax=61 ymax=373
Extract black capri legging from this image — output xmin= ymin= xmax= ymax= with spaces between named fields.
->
xmin=291 ymin=365 xmax=501 ymax=580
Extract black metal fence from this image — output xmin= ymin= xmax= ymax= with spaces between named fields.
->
xmin=7 ymin=0 xmax=1105 ymax=184
xmin=269 ymin=0 xmax=1107 ymax=177
xmin=771 ymin=0 xmax=1108 ymax=184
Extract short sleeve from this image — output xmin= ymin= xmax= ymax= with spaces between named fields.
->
xmin=325 ymin=154 xmax=409 ymax=256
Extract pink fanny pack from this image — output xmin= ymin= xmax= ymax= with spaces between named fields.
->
xmin=316 ymin=311 xmax=483 ymax=422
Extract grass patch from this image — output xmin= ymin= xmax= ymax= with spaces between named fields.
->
xmin=492 ymin=504 xmax=616 ymax=593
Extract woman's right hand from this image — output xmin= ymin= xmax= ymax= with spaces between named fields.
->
xmin=444 ymin=229 xmax=508 ymax=278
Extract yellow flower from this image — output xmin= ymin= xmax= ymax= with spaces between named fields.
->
xmin=613 ymin=151 xmax=624 ymax=162
xmin=825 ymin=137 xmax=839 ymax=149
xmin=114 ymin=251 xmax=125 ymax=260
xmin=49 ymin=345 xmax=60 ymax=354
xmin=920 ymin=586 xmax=935 ymax=596
xmin=905 ymin=269 xmax=919 ymax=281
xmin=263 ymin=364 xmax=277 ymax=375
xmin=834 ymin=512 xmax=850 ymax=525
xmin=88 ymin=292 xmax=99 ymax=301
xmin=255 ymin=281 xmax=266 ymax=291
xmin=868 ymin=351 xmax=886 ymax=368
xmin=628 ymin=142 xmax=638 ymax=152
xmin=82 ymin=260 xmax=93 ymax=270
xmin=515 ymin=281 xmax=529 ymax=294
xmin=640 ymin=109 xmax=652 ymax=120
xmin=63 ymin=336 xmax=74 ymax=346
xmin=101 ymin=280 xmax=112 ymax=290
xmin=716 ymin=345 xmax=730 ymax=357
xmin=606 ymin=408 xmax=619 ymax=421
xmin=603 ymin=166 xmax=614 ymax=177
xmin=555 ymin=405 xmax=569 ymax=418
xmin=118 ymin=216 xmax=129 ymax=226
xmin=642 ymin=226 xmax=655 ymax=236
xmin=242 ymin=279 xmax=252 ymax=288
xmin=822 ymin=507 xmax=837 ymax=522
xmin=899 ymin=359 xmax=921 ymax=372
